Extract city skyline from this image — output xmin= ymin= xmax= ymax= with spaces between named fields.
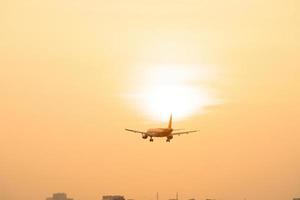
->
xmin=44 ymin=192 xmax=300 ymax=200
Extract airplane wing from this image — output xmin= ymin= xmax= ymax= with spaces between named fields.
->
xmin=172 ymin=130 xmax=199 ymax=136
xmin=125 ymin=128 xmax=147 ymax=134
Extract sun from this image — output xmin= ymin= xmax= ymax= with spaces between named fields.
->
xmin=128 ymin=64 xmax=217 ymax=121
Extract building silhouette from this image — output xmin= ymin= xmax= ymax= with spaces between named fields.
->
xmin=102 ymin=195 xmax=125 ymax=200
xmin=46 ymin=193 xmax=73 ymax=200
xmin=169 ymin=192 xmax=179 ymax=200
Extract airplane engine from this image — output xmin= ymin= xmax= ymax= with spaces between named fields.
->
xmin=142 ymin=134 xmax=148 ymax=139
xmin=167 ymin=135 xmax=173 ymax=140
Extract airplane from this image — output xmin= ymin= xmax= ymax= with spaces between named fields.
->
xmin=125 ymin=114 xmax=199 ymax=142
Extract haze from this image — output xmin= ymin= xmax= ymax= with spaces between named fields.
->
xmin=1 ymin=1 xmax=300 ymax=200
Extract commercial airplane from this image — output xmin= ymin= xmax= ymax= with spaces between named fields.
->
xmin=125 ymin=114 xmax=199 ymax=142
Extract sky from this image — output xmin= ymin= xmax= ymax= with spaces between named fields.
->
xmin=0 ymin=0 xmax=300 ymax=200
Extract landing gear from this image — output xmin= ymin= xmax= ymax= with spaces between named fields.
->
xmin=166 ymin=135 xmax=173 ymax=142
xmin=142 ymin=134 xmax=148 ymax=139
xmin=149 ymin=137 xmax=153 ymax=142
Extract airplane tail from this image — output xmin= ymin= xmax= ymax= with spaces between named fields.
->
xmin=168 ymin=114 xmax=172 ymax=129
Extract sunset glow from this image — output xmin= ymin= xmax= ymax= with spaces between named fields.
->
xmin=129 ymin=65 xmax=218 ymax=121
xmin=1 ymin=1 xmax=300 ymax=200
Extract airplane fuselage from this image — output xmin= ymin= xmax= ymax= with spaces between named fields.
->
xmin=146 ymin=128 xmax=173 ymax=137
xmin=125 ymin=114 xmax=198 ymax=142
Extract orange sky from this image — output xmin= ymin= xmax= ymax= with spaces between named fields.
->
xmin=1 ymin=1 xmax=300 ymax=200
